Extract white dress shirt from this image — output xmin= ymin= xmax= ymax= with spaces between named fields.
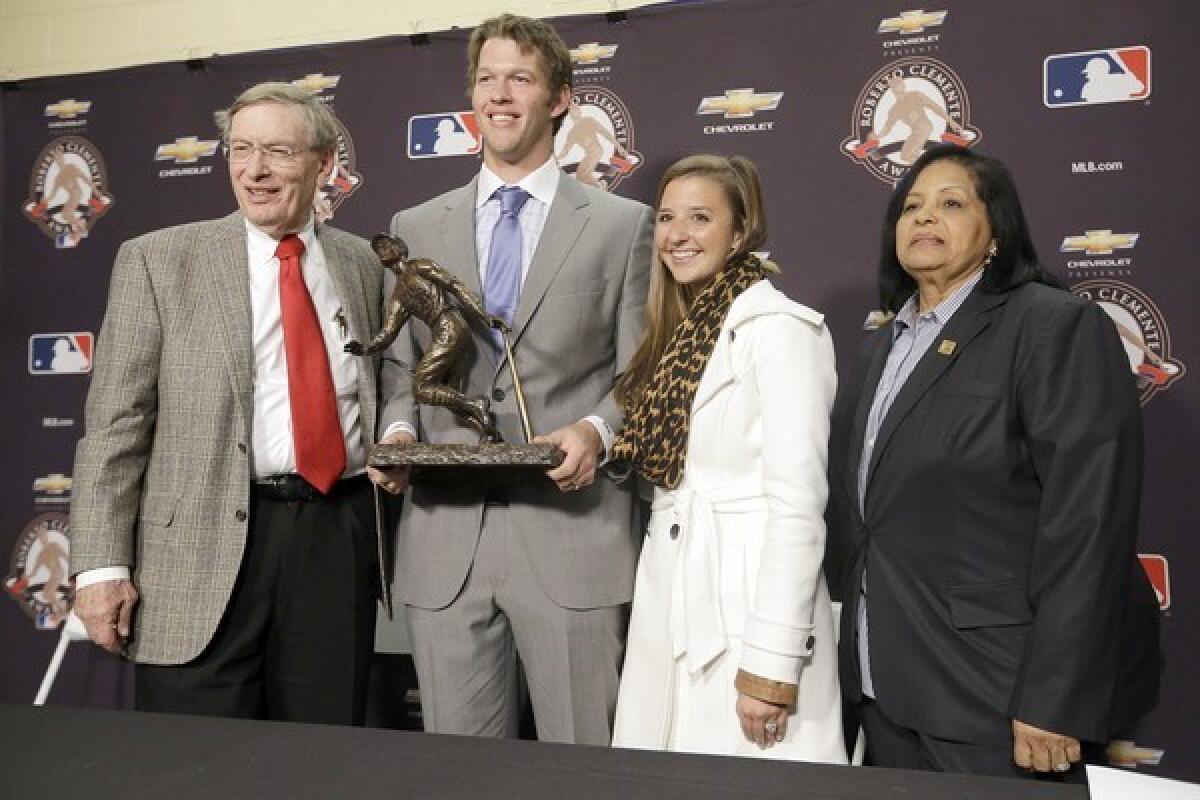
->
xmin=77 ymin=216 xmax=365 ymax=589
xmin=244 ymin=218 xmax=364 ymax=479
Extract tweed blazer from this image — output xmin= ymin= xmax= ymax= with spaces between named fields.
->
xmin=70 ymin=212 xmax=384 ymax=664
xmin=381 ymin=172 xmax=653 ymax=610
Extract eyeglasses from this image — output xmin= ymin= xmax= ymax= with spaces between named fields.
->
xmin=222 ymin=141 xmax=312 ymax=166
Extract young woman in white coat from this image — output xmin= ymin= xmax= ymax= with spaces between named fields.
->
xmin=610 ymin=154 xmax=846 ymax=761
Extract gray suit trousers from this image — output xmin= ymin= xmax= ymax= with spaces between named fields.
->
xmin=406 ymin=502 xmax=628 ymax=744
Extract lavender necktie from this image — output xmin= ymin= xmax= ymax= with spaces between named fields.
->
xmin=483 ymin=186 xmax=531 ymax=349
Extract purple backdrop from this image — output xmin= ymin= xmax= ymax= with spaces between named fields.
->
xmin=1 ymin=0 xmax=1194 ymax=780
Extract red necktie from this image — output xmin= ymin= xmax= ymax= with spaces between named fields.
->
xmin=276 ymin=234 xmax=345 ymax=493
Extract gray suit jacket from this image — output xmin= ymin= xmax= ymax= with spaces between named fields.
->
xmin=383 ymin=172 xmax=653 ymax=610
xmin=70 ymin=211 xmax=385 ymax=664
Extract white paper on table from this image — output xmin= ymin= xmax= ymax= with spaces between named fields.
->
xmin=1087 ymin=765 xmax=1200 ymax=799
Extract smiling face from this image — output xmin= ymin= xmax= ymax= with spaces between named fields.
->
xmin=227 ymin=102 xmax=333 ymax=239
xmin=655 ymin=174 xmax=743 ymax=290
xmin=471 ymin=37 xmax=570 ymax=181
xmin=895 ymin=159 xmax=993 ymax=290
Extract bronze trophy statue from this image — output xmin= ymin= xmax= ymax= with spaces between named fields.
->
xmin=346 ymin=234 xmax=562 ymax=477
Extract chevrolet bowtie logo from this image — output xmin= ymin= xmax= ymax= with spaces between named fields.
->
xmin=570 ymin=42 xmax=618 ymax=64
xmin=878 ymin=9 xmax=948 ymax=34
xmin=292 ymin=73 xmax=341 ymax=94
xmin=155 ymin=136 xmax=219 ymax=164
xmin=697 ymin=88 xmax=784 ymax=119
xmin=33 ymin=473 xmax=73 ymax=494
xmin=44 ymin=98 xmax=92 ymax=119
xmin=1060 ymin=229 xmax=1139 ymax=255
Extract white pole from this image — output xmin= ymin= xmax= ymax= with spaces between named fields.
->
xmin=33 ymin=612 xmax=89 ymax=706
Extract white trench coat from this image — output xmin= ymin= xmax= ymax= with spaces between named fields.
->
xmin=613 ymin=280 xmax=846 ymax=762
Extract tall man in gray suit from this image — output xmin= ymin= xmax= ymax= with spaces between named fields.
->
xmin=70 ymin=83 xmax=387 ymax=724
xmin=372 ymin=14 xmax=653 ymax=744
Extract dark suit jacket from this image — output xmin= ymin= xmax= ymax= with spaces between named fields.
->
xmin=825 ymin=280 xmax=1160 ymax=746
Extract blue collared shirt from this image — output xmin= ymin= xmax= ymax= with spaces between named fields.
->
xmin=474 ymin=157 xmax=560 ymax=288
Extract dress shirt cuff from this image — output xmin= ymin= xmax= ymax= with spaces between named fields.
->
xmin=735 ymin=668 xmax=798 ymax=707
xmin=75 ymin=566 xmax=131 ymax=588
xmin=583 ymin=415 xmax=613 ymax=466
xmin=382 ymin=421 xmax=418 ymax=442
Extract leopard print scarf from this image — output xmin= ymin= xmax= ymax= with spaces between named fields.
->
xmin=612 ymin=256 xmax=768 ymax=489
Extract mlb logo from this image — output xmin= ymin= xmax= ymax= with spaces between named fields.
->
xmin=1044 ymin=46 xmax=1150 ymax=108
xmin=408 ymin=112 xmax=482 ymax=159
xmin=1139 ymin=554 xmax=1170 ymax=611
xmin=29 ymin=332 xmax=93 ymax=375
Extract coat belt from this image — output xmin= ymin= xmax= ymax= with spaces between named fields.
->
xmin=652 ymin=480 xmax=767 ymax=675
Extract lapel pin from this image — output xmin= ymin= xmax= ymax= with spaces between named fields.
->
xmin=333 ymin=308 xmax=348 ymax=339
xmin=937 ymin=339 xmax=956 ymax=356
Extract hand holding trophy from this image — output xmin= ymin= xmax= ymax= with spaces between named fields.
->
xmin=345 ymin=234 xmax=562 ymax=479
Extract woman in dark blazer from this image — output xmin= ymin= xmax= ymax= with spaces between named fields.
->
xmin=825 ymin=145 xmax=1160 ymax=779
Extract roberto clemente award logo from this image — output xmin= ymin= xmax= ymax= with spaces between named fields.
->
xmin=5 ymin=513 xmax=73 ymax=630
xmin=555 ymin=88 xmax=642 ymax=192
xmin=23 ymin=136 xmax=115 ymax=248
xmin=314 ymin=117 xmax=363 ymax=223
xmin=1072 ymin=280 xmax=1184 ymax=406
xmin=841 ymin=57 xmax=981 ymax=185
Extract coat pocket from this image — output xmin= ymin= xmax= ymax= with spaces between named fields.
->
xmin=942 ymin=378 xmax=1003 ymax=399
xmin=546 ymin=276 xmax=606 ymax=298
xmin=138 ymin=490 xmax=181 ymax=528
xmin=947 ymin=579 xmax=1032 ymax=629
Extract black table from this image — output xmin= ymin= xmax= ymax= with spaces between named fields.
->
xmin=1 ymin=704 xmax=1088 ymax=799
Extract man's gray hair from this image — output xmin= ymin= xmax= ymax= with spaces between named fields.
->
xmin=216 ymin=82 xmax=338 ymax=153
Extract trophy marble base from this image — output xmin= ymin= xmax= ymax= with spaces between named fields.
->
xmin=369 ymin=442 xmax=564 ymax=485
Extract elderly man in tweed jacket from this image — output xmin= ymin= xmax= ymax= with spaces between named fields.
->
xmin=69 ymin=82 xmax=389 ymax=724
